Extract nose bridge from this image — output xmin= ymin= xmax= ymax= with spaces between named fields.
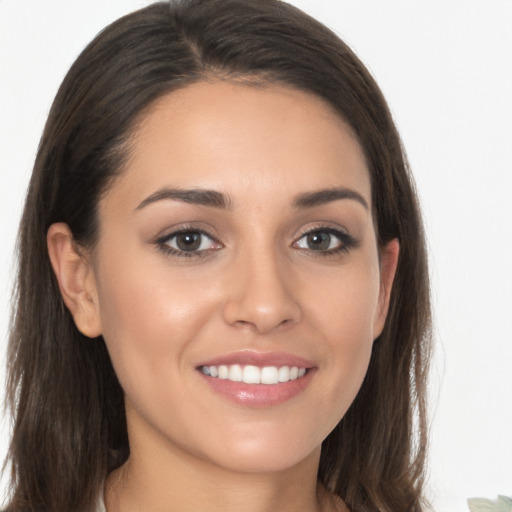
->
xmin=223 ymin=238 xmax=301 ymax=333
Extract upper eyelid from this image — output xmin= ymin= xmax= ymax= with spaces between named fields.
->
xmin=160 ymin=229 xmax=215 ymax=242
xmin=292 ymin=223 xmax=352 ymax=241
xmin=159 ymin=227 xmax=212 ymax=238
xmin=292 ymin=225 xmax=359 ymax=252
xmin=155 ymin=229 xmax=222 ymax=259
xmin=154 ymin=224 xmax=220 ymax=244
xmin=297 ymin=225 xmax=348 ymax=236
xmin=152 ymin=222 xmax=356 ymax=247
xmin=158 ymin=232 xmax=221 ymax=253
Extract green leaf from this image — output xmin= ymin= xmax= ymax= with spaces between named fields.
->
xmin=468 ymin=496 xmax=512 ymax=512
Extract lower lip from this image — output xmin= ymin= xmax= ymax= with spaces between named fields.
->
xmin=199 ymin=370 xmax=315 ymax=407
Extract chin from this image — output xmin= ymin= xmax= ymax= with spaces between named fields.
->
xmin=189 ymin=421 xmax=326 ymax=475
xmin=205 ymin=443 xmax=321 ymax=475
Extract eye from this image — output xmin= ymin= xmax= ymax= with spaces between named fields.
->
xmin=157 ymin=229 xmax=222 ymax=256
xmin=293 ymin=227 xmax=357 ymax=254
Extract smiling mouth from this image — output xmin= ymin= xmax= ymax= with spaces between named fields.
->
xmin=200 ymin=364 xmax=308 ymax=384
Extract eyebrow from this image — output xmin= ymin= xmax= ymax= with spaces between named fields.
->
xmin=135 ymin=185 xmax=368 ymax=212
xmin=135 ymin=188 xmax=233 ymax=211
xmin=293 ymin=187 xmax=369 ymax=210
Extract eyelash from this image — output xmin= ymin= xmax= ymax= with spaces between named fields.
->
xmin=154 ymin=225 xmax=358 ymax=259
xmin=155 ymin=226 xmax=221 ymax=259
xmin=293 ymin=226 xmax=359 ymax=256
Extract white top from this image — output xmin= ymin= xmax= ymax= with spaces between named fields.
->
xmin=95 ymin=490 xmax=106 ymax=512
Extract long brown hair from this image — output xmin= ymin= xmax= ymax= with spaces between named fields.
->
xmin=5 ymin=1 xmax=432 ymax=510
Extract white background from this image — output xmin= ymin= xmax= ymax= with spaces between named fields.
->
xmin=1 ymin=1 xmax=511 ymax=510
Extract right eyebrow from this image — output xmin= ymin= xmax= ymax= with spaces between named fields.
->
xmin=134 ymin=187 xmax=234 ymax=211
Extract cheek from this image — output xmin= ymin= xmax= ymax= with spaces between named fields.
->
xmin=93 ymin=248 xmax=213 ymax=391
xmin=310 ymin=256 xmax=381 ymax=344
xmin=307 ymin=262 xmax=380 ymax=404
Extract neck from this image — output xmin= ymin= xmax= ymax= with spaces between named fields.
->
xmin=104 ymin=401 xmax=348 ymax=512
xmin=105 ymin=442 xmax=340 ymax=512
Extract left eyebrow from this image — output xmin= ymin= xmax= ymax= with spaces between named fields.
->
xmin=293 ymin=187 xmax=369 ymax=210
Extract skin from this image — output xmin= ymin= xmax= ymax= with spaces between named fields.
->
xmin=48 ymin=81 xmax=399 ymax=512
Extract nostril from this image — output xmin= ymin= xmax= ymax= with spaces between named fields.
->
xmin=230 ymin=314 xmax=298 ymax=334
xmin=221 ymin=261 xmax=302 ymax=333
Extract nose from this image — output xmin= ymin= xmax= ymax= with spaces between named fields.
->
xmin=222 ymin=248 xmax=302 ymax=334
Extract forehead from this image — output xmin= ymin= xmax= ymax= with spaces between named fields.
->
xmin=107 ymin=81 xmax=371 ymax=211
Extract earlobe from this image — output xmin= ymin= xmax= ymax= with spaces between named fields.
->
xmin=47 ymin=223 xmax=102 ymax=338
xmin=373 ymin=238 xmax=400 ymax=339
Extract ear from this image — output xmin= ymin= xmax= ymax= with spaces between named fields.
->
xmin=373 ymin=238 xmax=400 ymax=339
xmin=47 ymin=223 xmax=102 ymax=338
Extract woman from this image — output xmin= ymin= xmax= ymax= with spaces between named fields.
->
xmin=4 ymin=0 xmax=432 ymax=511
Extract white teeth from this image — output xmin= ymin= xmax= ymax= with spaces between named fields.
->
xmin=201 ymin=364 xmax=308 ymax=384
xmin=278 ymin=366 xmax=289 ymax=382
xmin=218 ymin=365 xmax=229 ymax=379
xmin=243 ymin=365 xmax=260 ymax=384
xmin=261 ymin=366 xmax=279 ymax=385
xmin=228 ymin=364 xmax=243 ymax=382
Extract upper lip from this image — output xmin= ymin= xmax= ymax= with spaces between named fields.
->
xmin=196 ymin=350 xmax=315 ymax=369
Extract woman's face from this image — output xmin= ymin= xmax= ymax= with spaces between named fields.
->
xmin=86 ymin=82 xmax=398 ymax=474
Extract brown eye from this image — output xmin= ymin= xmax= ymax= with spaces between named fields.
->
xmin=305 ymin=232 xmax=333 ymax=251
xmin=162 ymin=230 xmax=221 ymax=254
xmin=295 ymin=230 xmax=342 ymax=252
xmin=293 ymin=228 xmax=358 ymax=255
xmin=174 ymin=232 xmax=203 ymax=251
